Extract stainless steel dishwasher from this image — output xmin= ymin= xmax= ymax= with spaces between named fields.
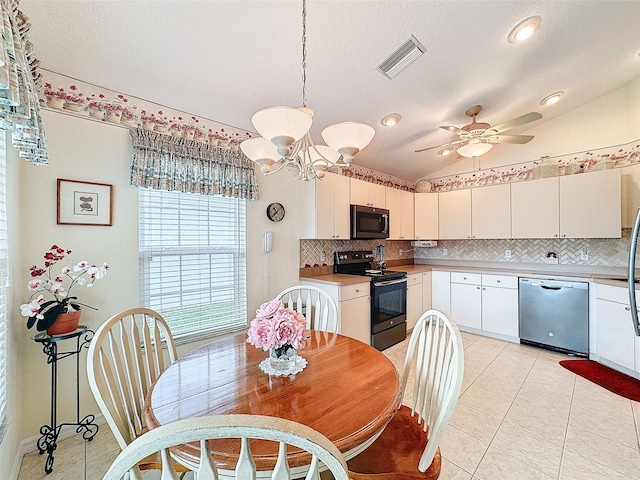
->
xmin=518 ymin=278 xmax=589 ymax=356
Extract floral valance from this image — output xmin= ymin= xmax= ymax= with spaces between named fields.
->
xmin=130 ymin=128 xmax=259 ymax=200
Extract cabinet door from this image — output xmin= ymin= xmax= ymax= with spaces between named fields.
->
xmin=407 ymin=283 xmax=423 ymax=332
xmin=422 ymin=272 xmax=432 ymax=312
xmin=386 ymin=187 xmax=402 ymax=239
xmin=511 ymin=177 xmax=559 ymax=239
xmin=560 ymin=169 xmax=621 ymax=238
xmin=431 ymin=271 xmax=451 ymax=316
xmin=333 ymin=173 xmax=351 ymax=239
xmin=472 ymin=184 xmax=511 ymax=239
xmin=415 ymin=193 xmax=439 ymax=239
xmin=451 ymin=282 xmax=482 ymax=329
xmin=350 ymin=178 xmax=370 ymax=206
xmin=595 ymin=298 xmax=635 ymax=370
xmin=315 ymin=173 xmax=336 ymax=239
xmin=439 ymin=189 xmax=471 ymax=239
xmin=400 ymin=190 xmax=415 ymax=239
xmin=340 ymin=294 xmax=371 ymax=345
xmin=369 ymin=182 xmax=386 ymax=209
xmin=481 ymin=286 xmax=518 ymax=337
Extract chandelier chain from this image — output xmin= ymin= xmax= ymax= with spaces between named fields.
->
xmin=301 ymin=0 xmax=307 ymax=107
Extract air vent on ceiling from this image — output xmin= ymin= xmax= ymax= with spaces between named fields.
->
xmin=376 ymin=35 xmax=426 ymax=79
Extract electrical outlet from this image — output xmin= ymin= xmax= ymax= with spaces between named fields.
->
xmin=580 ymin=249 xmax=589 ymax=261
xmin=442 ymin=248 xmax=448 ymax=257
xmin=505 ymin=250 xmax=512 ymax=259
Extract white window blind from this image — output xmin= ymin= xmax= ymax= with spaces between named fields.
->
xmin=139 ymin=188 xmax=247 ymax=341
xmin=0 ymin=133 xmax=9 ymax=443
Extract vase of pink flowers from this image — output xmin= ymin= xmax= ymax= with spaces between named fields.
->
xmin=247 ymin=299 xmax=308 ymax=374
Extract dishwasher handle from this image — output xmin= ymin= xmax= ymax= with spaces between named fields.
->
xmin=541 ymin=285 xmax=562 ymax=291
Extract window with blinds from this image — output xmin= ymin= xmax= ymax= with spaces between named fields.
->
xmin=0 ymin=134 xmax=8 ymax=444
xmin=139 ymin=188 xmax=247 ymax=341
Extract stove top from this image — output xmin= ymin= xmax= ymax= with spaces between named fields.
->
xmin=334 ymin=251 xmax=407 ymax=282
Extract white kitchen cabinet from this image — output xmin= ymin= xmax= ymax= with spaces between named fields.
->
xmin=595 ymin=284 xmax=636 ymax=372
xmin=481 ymin=274 xmax=518 ymax=338
xmin=414 ymin=193 xmax=438 ymax=239
xmin=438 ymin=189 xmax=471 ymax=239
xmin=406 ymin=273 xmax=423 ymax=331
xmin=301 ymin=280 xmax=371 ymax=345
xmin=386 ymin=187 xmax=415 ymax=240
xmin=431 ymin=270 xmax=451 ymax=316
xmin=511 ymin=177 xmax=560 ymax=239
xmin=472 ymin=184 xmax=511 ymax=239
xmin=559 ymin=169 xmax=621 ymax=238
xmin=422 ymin=271 xmax=432 ymax=313
xmin=299 ymin=172 xmax=350 ymax=239
xmin=350 ymin=177 xmax=386 ymax=208
xmin=450 ymin=273 xmax=482 ymax=329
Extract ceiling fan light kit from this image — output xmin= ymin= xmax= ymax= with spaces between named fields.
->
xmin=507 ymin=16 xmax=542 ymax=43
xmin=241 ymin=0 xmax=374 ymax=181
xmin=457 ymin=140 xmax=494 ymax=158
xmin=540 ymin=91 xmax=565 ymax=106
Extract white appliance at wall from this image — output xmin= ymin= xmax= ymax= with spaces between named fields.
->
xmin=627 ymin=209 xmax=640 ymax=336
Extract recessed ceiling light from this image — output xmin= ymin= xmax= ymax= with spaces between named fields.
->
xmin=540 ymin=91 xmax=564 ymax=106
xmin=381 ymin=113 xmax=401 ymax=127
xmin=438 ymin=147 xmax=454 ymax=156
xmin=507 ymin=16 xmax=541 ymax=43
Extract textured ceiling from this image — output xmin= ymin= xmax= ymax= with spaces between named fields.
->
xmin=21 ymin=0 xmax=640 ymax=181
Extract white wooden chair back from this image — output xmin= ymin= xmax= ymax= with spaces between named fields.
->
xmin=276 ymin=285 xmax=339 ymax=334
xmin=401 ymin=309 xmax=464 ymax=472
xmin=86 ymin=307 xmax=178 ymax=451
xmin=103 ymin=414 xmax=351 ymax=480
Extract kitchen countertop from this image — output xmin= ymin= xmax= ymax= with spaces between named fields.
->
xmin=301 ymin=263 xmax=639 ymax=288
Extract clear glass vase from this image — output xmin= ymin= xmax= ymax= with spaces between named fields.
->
xmin=269 ymin=344 xmax=297 ymax=372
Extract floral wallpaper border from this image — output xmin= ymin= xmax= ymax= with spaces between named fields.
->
xmin=419 ymin=139 xmax=640 ymax=192
xmin=340 ymin=163 xmax=415 ymax=191
xmin=37 ymin=69 xmax=254 ymax=149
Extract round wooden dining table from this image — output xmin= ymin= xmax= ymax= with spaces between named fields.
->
xmin=143 ymin=330 xmax=402 ymax=477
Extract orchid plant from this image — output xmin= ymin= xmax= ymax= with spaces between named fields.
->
xmin=247 ymin=299 xmax=307 ymax=357
xmin=20 ymin=245 xmax=109 ymax=331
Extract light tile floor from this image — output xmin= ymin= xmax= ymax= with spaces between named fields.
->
xmin=17 ymin=332 xmax=640 ymax=479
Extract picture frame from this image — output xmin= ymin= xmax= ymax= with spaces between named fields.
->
xmin=57 ymin=178 xmax=113 ymax=226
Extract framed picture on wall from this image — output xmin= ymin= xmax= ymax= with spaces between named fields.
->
xmin=57 ymin=178 xmax=113 ymax=226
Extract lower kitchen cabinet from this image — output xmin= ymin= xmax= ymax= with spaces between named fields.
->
xmin=595 ymin=284 xmax=637 ymax=372
xmin=406 ymin=273 xmax=423 ymax=331
xmin=422 ymin=271 xmax=432 ymax=313
xmin=431 ymin=271 xmax=451 ymax=316
xmin=450 ymin=273 xmax=482 ymax=330
xmin=481 ymin=274 xmax=519 ymax=338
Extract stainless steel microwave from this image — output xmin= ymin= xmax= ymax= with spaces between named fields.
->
xmin=351 ymin=204 xmax=389 ymax=239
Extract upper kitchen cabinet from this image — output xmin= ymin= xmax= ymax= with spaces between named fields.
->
xmin=350 ymin=177 xmax=386 ymax=208
xmin=511 ymin=177 xmax=560 ymax=239
xmin=438 ymin=189 xmax=471 ymax=239
xmin=559 ymin=169 xmax=621 ymax=238
xmin=471 ymin=184 xmax=511 ymax=239
xmin=298 ymin=172 xmax=350 ymax=239
xmin=386 ymin=187 xmax=415 ymax=240
xmin=512 ymin=169 xmax=621 ymax=239
xmin=414 ymin=193 xmax=438 ymax=239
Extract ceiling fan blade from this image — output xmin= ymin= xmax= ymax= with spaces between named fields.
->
xmin=488 ymin=134 xmax=535 ymax=144
xmin=484 ymin=112 xmax=542 ymax=135
xmin=440 ymin=125 xmax=468 ymax=135
xmin=415 ymin=139 xmax=465 ymax=153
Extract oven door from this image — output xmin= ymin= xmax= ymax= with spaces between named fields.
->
xmin=371 ymin=278 xmax=407 ymax=334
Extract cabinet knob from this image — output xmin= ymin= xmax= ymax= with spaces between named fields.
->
xmin=477 ymin=286 xmax=480 ymax=289
xmin=482 ymin=287 xmax=486 ymax=290
xmin=497 ymin=280 xmax=501 ymax=283
xmin=355 ymin=289 xmax=359 ymax=293
xmin=463 ymin=277 xmax=467 ymax=280
xmin=554 ymin=234 xmax=558 ymax=237
xmin=562 ymin=234 xmax=566 ymax=237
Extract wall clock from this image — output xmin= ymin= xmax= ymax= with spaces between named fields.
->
xmin=266 ymin=202 xmax=285 ymax=222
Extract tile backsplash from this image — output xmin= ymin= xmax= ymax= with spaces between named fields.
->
xmin=301 ymin=231 xmax=632 ymax=268
xmin=414 ymin=229 xmax=632 ymax=267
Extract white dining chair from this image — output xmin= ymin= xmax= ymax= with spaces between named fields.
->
xmin=86 ymin=307 xmax=186 ymax=474
xmin=347 ymin=309 xmax=464 ymax=479
xmin=276 ymin=285 xmax=339 ymax=334
xmin=102 ymin=414 xmax=351 ymax=480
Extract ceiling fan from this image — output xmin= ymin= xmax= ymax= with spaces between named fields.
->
xmin=415 ymin=105 xmax=542 ymax=157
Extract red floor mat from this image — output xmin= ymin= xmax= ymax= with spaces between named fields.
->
xmin=560 ymin=359 xmax=640 ymax=402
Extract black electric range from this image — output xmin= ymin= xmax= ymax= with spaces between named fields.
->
xmin=334 ymin=251 xmax=408 ymax=351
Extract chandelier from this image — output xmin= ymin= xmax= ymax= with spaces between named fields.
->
xmin=240 ymin=0 xmax=375 ymax=181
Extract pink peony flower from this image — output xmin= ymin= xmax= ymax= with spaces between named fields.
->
xmin=255 ymin=299 xmax=281 ymax=320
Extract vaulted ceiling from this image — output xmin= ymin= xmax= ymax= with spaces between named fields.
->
xmin=22 ymin=0 xmax=640 ymax=181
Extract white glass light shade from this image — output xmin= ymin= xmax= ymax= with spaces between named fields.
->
xmin=457 ymin=141 xmax=493 ymax=158
xmin=321 ymin=122 xmax=375 ymax=152
xmin=307 ymin=145 xmax=341 ymax=165
xmin=251 ymin=106 xmax=313 ymax=144
xmin=240 ymin=137 xmax=279 ymax=162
